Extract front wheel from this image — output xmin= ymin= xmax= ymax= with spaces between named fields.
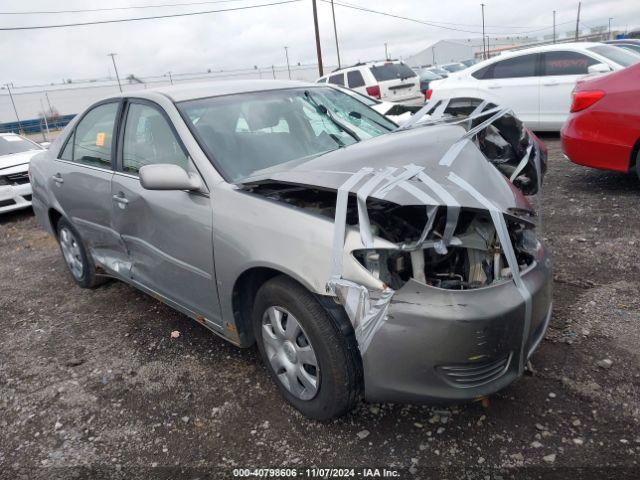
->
xmin=253 ymin=276 xmax=361 ymax=420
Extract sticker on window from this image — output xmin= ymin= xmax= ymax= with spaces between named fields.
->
xmin=95 ymin=132 xmax=106 ymax=147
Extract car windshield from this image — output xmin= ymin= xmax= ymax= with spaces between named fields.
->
xmin=588 ymin=45 xmax=640 ymax=67
xmin=369 ymin=63 xmax=417 ymax=82
xmin=0 ymin=135 xmax=41 ymax=156
xmin=178 ymin=87 xmax=396 ymax=182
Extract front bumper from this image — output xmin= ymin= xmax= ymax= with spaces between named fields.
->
xmin=361 ymin=244 xmax=553 ymax=403
xmin=0 ymin=182 xmax=32 ymax=214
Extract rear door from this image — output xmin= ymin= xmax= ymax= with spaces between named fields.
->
xmin=110 ymin=99 xmax=221 ymax=324
xmin=369 ymin=62 xmax=421 ymax=103
xmin=51 ymin=101 xmax=124 ymax=270
xmin=538 ymin=51 xmax=599 ymax=130
xmin=474 ymin=53 xmax=541 ymax=129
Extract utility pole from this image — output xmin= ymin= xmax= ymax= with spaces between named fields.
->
xmin=574 ymin=2 xmax=581 ymax=41
xmin=330 ymin=0 xmax=341 ymax=69
xmin=167 ymin=71 xmax=173 ymax=85
xmin=481 ymin=3 xmax=486 ymax=59
xmin=272 ymin=65 xmax=276 ymax=79
xmin=553 ymin=10 xmax=556 ymax=44
xmin=311 ymin=0 xmax=323 ymax=76
xmin=4 ymin=83 xmax=22 ymax=132
xmin=608 ymin=17 xmax=613 ymax=40
xmin=384 ymin=42 xmax=389 ymax=60
xmin=284 ymin=46 xmax=291 ymax=79
xmin=107 ymin=53 xmax=122 ymax=92
xmin=432 ymin=45 xmax=436 ymax=65
xmin=486 ymin=36 xmax=490 ymax=57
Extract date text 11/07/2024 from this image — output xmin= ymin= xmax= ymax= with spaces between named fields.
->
xmin=232 ymin=468 xmax=402 ymax=477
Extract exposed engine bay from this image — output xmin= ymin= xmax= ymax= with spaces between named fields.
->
xmin=246 ymin=183 xmax=538 ymax=290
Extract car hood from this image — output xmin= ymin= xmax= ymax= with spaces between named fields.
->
xmin=240 ymin=124 xmax=532 ymax=213
xmin=0 ymin=150 xmax=42 ymax=171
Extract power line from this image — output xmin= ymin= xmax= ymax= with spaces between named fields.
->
xmin=0 ymin=0 xmax=250 ymax=15
xmin=322 ymin=0 xmax=576 ymax=36
xmin=0 ymin=0 xmax=303 ymax=31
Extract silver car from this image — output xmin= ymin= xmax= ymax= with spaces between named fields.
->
xmin=30 ymin=81 xmax=552 ymax=420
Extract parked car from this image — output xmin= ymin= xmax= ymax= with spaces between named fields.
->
xmin=604 ymin=39 xmax=640 ymax=55
xmin=317 ymin=60 xmax=422 ymax=105
xmin=425 ymin=66 xmax=450 ymax=78
xmin=333 ymin=86 xmax=420 ymax=124
xmin=461 ymin=58 xmax=478 ymax=68
xmin=562 ymin=62 xmax=640 ymax=177
xmin=427 ymin=42 xmax=640 ymax=131
xmin=441 ymin=62 xmax=467 ymax=73
xmin=416 ymin=68 xmax=442 ymax=95
xmin=0 ymin=132 xmax=45 ymax=214
xmin=31 ymin=81 xmax=552 ymax=420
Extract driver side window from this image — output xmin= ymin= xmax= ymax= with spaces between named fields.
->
xmin=122 ymin=103 xmax=190 ymax=174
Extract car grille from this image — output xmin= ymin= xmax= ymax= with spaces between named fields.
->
xmin=436 ymin=352 xmax=512 ymax=388
xmin=0 ymin=171 xmax=30 ymax=186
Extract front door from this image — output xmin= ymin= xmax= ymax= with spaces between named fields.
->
xmin=110 ymin=100 xmax=221 ymax=324
xmin=51 ymin=101 xmax=123 ymax=269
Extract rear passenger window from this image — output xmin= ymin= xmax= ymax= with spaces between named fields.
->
xmin=542 ymin=51 xmax=597 ymax=75
xmin=328 ymin=73 xmax=345 ymax=86
xmin=122 ymin=103 xmax=189 ymax=174
xmin=491 ymin=54 xmax=537 ymax=79
xmin=347 ymin=70 xmax=365 ymax=88
xmin=69 ymin=102 xmax=119 ymax=168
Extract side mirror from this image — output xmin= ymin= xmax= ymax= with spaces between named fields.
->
xmin=587 ymin=63 xmax=612 ymax=74
xmin=139 ymin=164 xmax=203 ymax=191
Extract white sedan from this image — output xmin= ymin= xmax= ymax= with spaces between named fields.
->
xmin=0 ymin=133 xmax=45 ymax=214
xmin=426 ymin=42 xmax=640 ymax=131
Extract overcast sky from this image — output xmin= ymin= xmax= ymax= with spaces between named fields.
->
xmin=1 ymin=0 xmax=639 ymax=86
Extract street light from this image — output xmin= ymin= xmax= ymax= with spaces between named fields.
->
xmin=3 ymin=83 xmax=22 ymax=132
xmin=107 ymin=53 xmax=122 ymax=93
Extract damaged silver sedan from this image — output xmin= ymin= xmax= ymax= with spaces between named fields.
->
xmin=30 ymin=81 xmax=552 ymax=420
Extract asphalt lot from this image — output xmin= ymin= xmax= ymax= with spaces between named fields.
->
xmin=1 ymin=136 xmax=639 ymax=479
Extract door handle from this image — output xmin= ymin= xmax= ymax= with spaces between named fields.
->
xmin=52 ymin=173 xmax=63 ymax=184
xmin=112 ymin=193 xmax=129 ymax=208
xmin=487 ymin=84 xmax=501 ymax=89
xmin=543 ymin=82 xmax=559 ymax=86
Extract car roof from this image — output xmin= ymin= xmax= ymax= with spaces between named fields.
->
xmin=114 ymin=79 xmax=318 ymax=103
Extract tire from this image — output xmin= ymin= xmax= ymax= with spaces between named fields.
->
xmin=635 ymin=149 xmax=640 ymax=181
xmin=253 ymin=276 xmax=361 ymax=420
xmin=56 ymin=217 xmax=106 ymax=289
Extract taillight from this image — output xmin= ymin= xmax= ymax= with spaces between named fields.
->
xmin=570 ymin=90 xmax=605 ymax=112
xmin=366 ymin=85 xmax=381 ymax=99
xmin=425 ymin=89 xmax=433 ymax=100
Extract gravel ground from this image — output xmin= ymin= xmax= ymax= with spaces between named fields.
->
xmin=1 ymin=136 xmax=639 ymax=479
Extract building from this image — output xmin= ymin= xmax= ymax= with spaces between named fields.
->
xmin=403 ymin=40 xmax=475 ymax=68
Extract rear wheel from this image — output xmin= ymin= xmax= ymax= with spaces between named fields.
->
xmin=253 ymin=276 xmax=361 ymax=420
xmin=56 ymin=218 xmax=106 ymax=289
xmin=635 ymin=149 xmax=640 ymax=180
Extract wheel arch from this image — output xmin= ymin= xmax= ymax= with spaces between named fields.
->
xmin=230 ymin=266 xmax=352 ymax=349
xmin=48 ymin=207 xmax=63 ymax=237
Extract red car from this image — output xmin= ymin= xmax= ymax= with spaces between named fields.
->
xmin=561 ymin=62 xmax=640 ymax=178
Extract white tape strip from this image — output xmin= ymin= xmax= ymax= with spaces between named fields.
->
xmin=356 ymin=167 xmax=397 ymax=248
xmin=330 ymin=167 xmax=373 ymax=280
xmin=509 ymin=144 xmax=533 ymax=182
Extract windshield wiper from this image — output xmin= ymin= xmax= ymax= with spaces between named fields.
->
xmin=304 ymin=90 xmax=361 ymax=142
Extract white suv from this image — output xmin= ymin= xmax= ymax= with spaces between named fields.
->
xmin=427 ymin=42 xmax=640 ymax=131
xmin=317 ymin=60 xmax=422 ymax=105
